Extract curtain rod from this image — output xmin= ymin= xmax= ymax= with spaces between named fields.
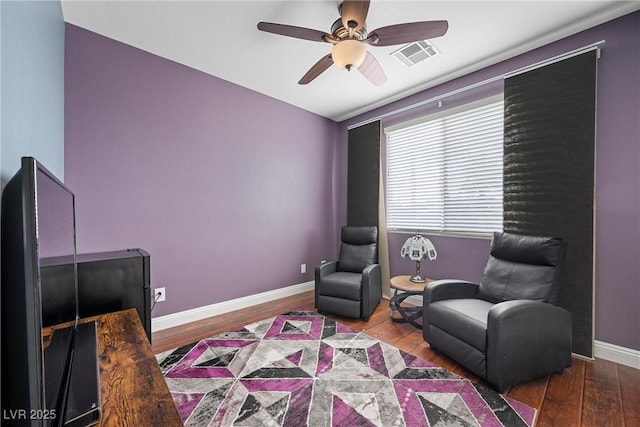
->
xmin=347 ymin=40 xmax=604 ymax=131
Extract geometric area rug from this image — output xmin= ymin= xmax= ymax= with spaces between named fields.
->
xmin=156 ymin=310 xmax=536 ymax=426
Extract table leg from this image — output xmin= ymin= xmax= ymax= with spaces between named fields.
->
xmin=389 ymin=289 xmax=423 ymax=329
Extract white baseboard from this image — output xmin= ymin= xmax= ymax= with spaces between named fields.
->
xmin=595 ymin=340 xmax=640 ymax=369
xmin=151 ymin=281 xmax=315 ymax=332
xmin=405 ymin=295 xmax=423 ymax=306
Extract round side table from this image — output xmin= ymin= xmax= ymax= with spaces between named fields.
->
xmin=389 ymin=275 xmax=433 ymax=329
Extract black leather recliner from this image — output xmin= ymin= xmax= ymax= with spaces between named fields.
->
xmin=315 ymin=226 xmax=381 ymax=321
xmin=423 ymin=232 xmax=572 ymax=391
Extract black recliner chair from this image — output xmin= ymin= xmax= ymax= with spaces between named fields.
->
xmin=315 ymin=226 xmax=381 ymax=321
xmin=423 ymin=231 xmax=572 ymax=391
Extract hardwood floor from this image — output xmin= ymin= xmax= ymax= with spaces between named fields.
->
xmin=152 ymin=291 xmax=640 ymax=426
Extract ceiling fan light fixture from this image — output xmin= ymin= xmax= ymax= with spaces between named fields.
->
xmin=331 ymin=40 xmax=366 ymax=70
xmin=257 ymin=1 xmax=449 ymax=85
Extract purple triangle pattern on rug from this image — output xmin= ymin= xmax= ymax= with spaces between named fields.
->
xmin=156 ymin=310 xmax=536 ymax=426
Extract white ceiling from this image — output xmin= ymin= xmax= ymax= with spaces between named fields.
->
xmin=61 ymin=1 xmax=639 ymax=122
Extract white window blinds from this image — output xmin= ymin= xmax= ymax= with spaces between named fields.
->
xmin=386 ymin=97 xmax=504 ymax=235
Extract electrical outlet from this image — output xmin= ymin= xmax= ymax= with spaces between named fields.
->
xmin=300 ymin=264 xmax=306 ymax=274
xmin=154 ymin=287 xmax=166 ymax=302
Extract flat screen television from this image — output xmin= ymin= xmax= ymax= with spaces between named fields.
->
xmin=1 ymin=157 xmax=101 ymax=426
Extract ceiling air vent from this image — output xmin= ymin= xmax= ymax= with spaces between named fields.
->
xmin=392 ymin=40 xmax=440 ymax=67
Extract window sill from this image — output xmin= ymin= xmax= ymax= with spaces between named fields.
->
xmin=388 ymin=229 xmax=495 ymax=240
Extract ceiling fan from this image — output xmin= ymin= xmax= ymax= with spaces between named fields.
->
xmin=257 ymin=0 xmax=448 ymax=86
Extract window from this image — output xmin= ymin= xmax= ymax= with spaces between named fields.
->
xmin=386 ymin=96 xmax=504 ymax=235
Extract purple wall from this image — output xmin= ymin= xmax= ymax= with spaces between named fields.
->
xmin=338 ymin=12 xmax=640 ymax=351
xmin=64 ymin=11 xmax=639 ymax=351
xmin=64 ymin=25 xmax=339 ymax=317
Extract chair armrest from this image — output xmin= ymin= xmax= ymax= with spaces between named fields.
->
xmin=423 ymin=279 xmax=479 ymax=304
xmin=362 ymin=263 xmax=380 ymax=281
xmin=486 ymin=300 xmax=572 ymax=391
xmin=361 ymin=264 xmax=382 ymax=320
xmin=422 ymin=279 xmax=479 ymax=343
xmin=488 ymin=300 xmax=571 ymax=337
xmin=316 ymin=261 xmax=338 ymax=280
xmin=315 ymin=261 xmax=338 ymax=307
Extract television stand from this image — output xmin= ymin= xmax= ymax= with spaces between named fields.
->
xmin=64 ymin=321 xmax=101 ymax=427
xmin=46 ymin=309 xmax=181 ymax=426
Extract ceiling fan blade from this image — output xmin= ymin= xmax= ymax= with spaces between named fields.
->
xmin=257 ymin=22 xmax=332 ymax=43
xmin=367 ymin=20 xmax=449 ymax=47
xmin=299 ymin=55 xmax=334 ymax=85
xmin=358 ymin=51 xmax=387 ymax=86
xmin=341 ymin=0 xmax=370 ymax=32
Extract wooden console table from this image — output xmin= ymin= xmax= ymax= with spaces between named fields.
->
xmin=50 ymin=309 xmax=182 ymax=426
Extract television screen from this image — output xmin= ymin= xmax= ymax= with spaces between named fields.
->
xmin=1 ymin=157 xmax=79 ymax=426
xmin=37 ymin=165 xmax=78 ymax=328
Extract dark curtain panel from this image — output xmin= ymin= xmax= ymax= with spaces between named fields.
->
xmin=347 ymin=121 xmax=381 ymax=227
xmin=503 ymin=51 xmax=597 ymax=357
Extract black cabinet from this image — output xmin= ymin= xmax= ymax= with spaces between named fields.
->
xmin=41 ymin=249 xmax=152 ymax=342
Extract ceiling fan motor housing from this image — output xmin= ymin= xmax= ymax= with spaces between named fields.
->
xmin=331 ymin=18 xmax=367 ymax=41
